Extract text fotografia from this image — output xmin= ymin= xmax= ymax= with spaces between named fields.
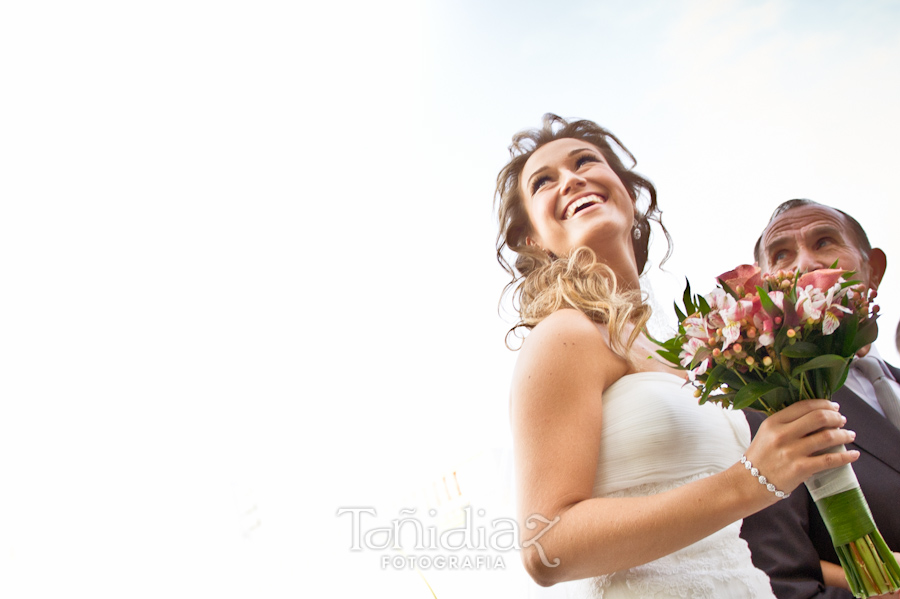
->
xmin=382 ymin=554 xmax=505 ymax=571
xmin=336 ymin=506 xmax=560 ymax=570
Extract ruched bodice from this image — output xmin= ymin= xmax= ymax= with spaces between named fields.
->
xmin=593 ymin=372 xmax=751 ymax=496
xmin=548 ymin=372 xmax=774 ymax=599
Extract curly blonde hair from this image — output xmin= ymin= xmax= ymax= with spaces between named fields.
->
xmin=495 ymin=114 xmax=670 ymax=358
xmin=515 ymin=247 xmax=651 ymax=358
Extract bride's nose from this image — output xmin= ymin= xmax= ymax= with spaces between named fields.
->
xmin=560 ymin=169 xmax=587 ymax=195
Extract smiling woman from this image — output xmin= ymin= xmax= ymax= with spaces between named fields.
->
xmin=496 ymin=115 xmax=670 ymax=358
xmin=494 ymin=114 xmax=863 ymax=598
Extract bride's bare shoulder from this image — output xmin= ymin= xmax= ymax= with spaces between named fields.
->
xmin=528 ymin=308 xmax=606 ymax=339
xmin=514 ymin=309 xmax=627 ymax=391
xmin=520 ymin=308 xmax=617 ymax=351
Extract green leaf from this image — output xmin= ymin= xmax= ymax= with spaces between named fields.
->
xmin=781 ymin=341 xmax=822 ymax=358
xmin=782 ymin=296 xmax=800 ymax=328
xmin=812 ymin=370 xmax=825 ymax=399
xmin=682 ymin=278 xmax=695 ymax=315
xmin=790 ymin=354 xmax=850 ymax=377
xmin=775 ymin=327 xmax=790 ymax=354
xmin=734 ymin=382 xmax=780 ymax=410
xmin=832 ymin=363 xmax=851 ymax=392
xmin=755 ymin=387 xmax=793 ymax=413
xmin=765 ymin=370 xmax=790 ymax=388
xmin=720 ymin=369 xmax=746 ymax=390
xmin=674 ymin=301 xmax=686 ymax=323
xmin=643 ymin=327 xmax=664 ymax=346
xmin=704 ymin=390 xmax=736 ymax=408
xmin=756 ymin=286 xmax=779 ymax=316
xmin=840 ymin=316 xmax=859 ymax=356
xmin=819 ymin=362 xmax=851 ymax=395
xmin=700 ymin=364 xmax=727 ymax=404
xmin=697 ymin=295 xmax=711 ymax=316
xmin=656 ymin=349 xmax=681 ymax=366
xmin=821 ymin=331 xmax=835 ymax=355
xmin=847 ymin=318 xmax=879 ymax=355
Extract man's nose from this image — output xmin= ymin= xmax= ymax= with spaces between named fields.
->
xmin=795 ymin=248 xmax=827 ymax=273
xmin=560 ymin=169 xmax=587 ymax=195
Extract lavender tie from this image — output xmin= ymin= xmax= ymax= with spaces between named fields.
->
xmin=853 ymin=356 xmax=900 ymax=430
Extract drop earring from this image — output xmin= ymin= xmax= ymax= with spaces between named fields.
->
xmin=632 ymin=223 xmax=642 ymax=240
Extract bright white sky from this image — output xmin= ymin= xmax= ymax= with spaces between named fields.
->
xmin=3 ymin=1 xmax=900 ymax=597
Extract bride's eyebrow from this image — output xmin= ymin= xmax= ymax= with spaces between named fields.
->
xmin=525 ymin=166 xmax=550 ymax=194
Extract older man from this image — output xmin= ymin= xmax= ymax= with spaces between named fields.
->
xmin=740 ymin=199 xmax=900 ymax=598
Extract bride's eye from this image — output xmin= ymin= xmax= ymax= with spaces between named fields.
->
xmin=576 ymin=154 xmax=600 ymax=168
xmin=531 ymin=176 xmax=550 ymax=194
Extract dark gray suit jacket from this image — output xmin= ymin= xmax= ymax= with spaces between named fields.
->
xmin=740 ymin=364 xmax=900 ymax=598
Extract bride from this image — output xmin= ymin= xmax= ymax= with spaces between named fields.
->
xmin=495 ymin=114 xmax=860 ymax=598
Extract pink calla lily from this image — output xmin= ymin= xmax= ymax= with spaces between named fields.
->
xmin=718 ymin=264 xmax=763 ymax=296
xmin=797 ymin=268 xmax=846 ymax=292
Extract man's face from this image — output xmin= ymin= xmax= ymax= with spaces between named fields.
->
xmin=759 ymin=204 xmax=871 ymax=284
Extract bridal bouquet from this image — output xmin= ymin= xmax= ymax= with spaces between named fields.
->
xmin=652 ymin=264 xmax=900 ymax=598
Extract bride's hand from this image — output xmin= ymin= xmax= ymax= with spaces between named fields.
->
xmin=743 ymin=399 xmax=859 ymax=495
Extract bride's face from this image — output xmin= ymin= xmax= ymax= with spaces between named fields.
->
xmin=520 ymin=138 xmax=636 ymax=259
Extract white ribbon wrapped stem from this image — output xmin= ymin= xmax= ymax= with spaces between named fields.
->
xmin=804 ymin=445 xmax=861 ymax=502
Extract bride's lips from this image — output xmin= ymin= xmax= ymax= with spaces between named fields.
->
xmin=561 ymin=193 xmax=607 ymax=220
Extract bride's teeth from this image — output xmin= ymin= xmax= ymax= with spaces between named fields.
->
xmin=564 ymin=195 xmax=603 ymax=220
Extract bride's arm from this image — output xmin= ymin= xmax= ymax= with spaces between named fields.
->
xmin=512 ymin=308 xmax=860 ymax=587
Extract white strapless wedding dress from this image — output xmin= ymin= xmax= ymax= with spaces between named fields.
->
xmin=544 ymin=372 xmax=774 ymax=599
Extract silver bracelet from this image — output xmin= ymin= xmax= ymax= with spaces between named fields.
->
xmin=740 ymin=455 xmax=790 ymax=499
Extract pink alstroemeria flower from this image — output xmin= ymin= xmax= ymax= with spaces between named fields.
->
xmin=683 ymin=315 xmax=711 ymax=340
xmin=687 ymin=358 xmax=710 ymax=383
xmin=706 ymin=288 xmax=735 ymax=329
xmin=795 ymin=272 xmax=853 ymax=335
xmin=679 ymin=337 xmax=710 ymax=368
xmin=753 ymin=290 xmax=785 ymax=347
xmin=823 ymin=310 xmax=841 ymax=335
xmin=714 ymin=297 xmax=755 ymax=350
xmin=796 ymin=286 xmax=829 ymax=322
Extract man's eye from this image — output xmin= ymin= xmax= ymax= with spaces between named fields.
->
xmin=772 ymin=250 xmax=788 ymax=263
xmin=531 ymin=176 xmax=550 ymax=194
xmin=815 ymin=238 xmax=834 ymax=249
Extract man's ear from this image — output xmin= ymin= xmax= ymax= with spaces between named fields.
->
xmin=866 ymin=248 xmax=887 ymax=290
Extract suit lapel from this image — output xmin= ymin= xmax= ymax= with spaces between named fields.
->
xmin=835 ymin=385 xmax=900 ymax=474
xmin=886 ymin=362 xmax=900 ymax=385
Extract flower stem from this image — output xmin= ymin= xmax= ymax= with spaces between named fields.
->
xmin=856 ymin=537 xmax=889 ymax=593
xmin=814 ymin=488 xmax=900 ymax=596
xmin=849 ymin=541 xmax=879 ymax=596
